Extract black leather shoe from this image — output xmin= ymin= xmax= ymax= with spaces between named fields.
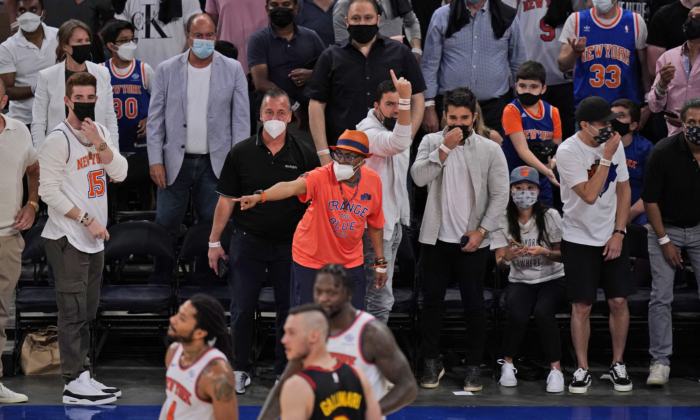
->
xmin=420 ymin=359 xmax=444 ymax=389
xmin=463 ymin=365 xmax=483 ymax=391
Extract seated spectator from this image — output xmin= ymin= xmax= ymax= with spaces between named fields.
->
xmin=647 ymin=5 xmax=700 ymax=136
xmin=474 ymin=103 xmax=503 ymax=145
xmin=492 ymin=167 xmax=566 ymax=394
xmin=215 ymin=40 xmax=238 ymax=60
xmin=100 ymin=19 xmax=155 ymax=211
xmin=0 ymin=0 xmax=58 ymax=130
xmin=610 ymin=99 xmax=654 ymax=225
xmin=296 ymin=0 xmax=337 ymax=48
xmin=333 ymin=0 xmax=423 ymax=63
xmin=502 ymin=61 xmax=562 ymax=207
xmin=206 ymin=0 xmax=268 ymax=72
xmin=248 ymin=0 xmax=325 ymax=142
xmin=115 ymin=0 xmax=202 ymax=70
xmin=31 ymin=19 xmax=118 ymax=149
xmin=641 ymin=97 xmax=700 ymax=387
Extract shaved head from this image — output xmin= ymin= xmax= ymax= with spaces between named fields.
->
xmin=299 ymin=310 xmax=330 ymax=341
xmin=282 ymin=304 xmax=331 ymax=361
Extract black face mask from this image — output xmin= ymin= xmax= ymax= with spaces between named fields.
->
xmin=379 ymin=109 xmax=396 ymax=130
xmin=518 ymin=92 xmax=543 ymax=107
xmin=611 ymin=119 xmax=631 ymax=137
xmin=71 ymin=101 xmax=96 ymax=122
xmin=683 ymin=16 xmax=700 ymax=41
xmin=269 ymin=7 xmax=295 ymax=27
xmin=449 ymin=124 xmax=472 ymax=141
xmin=587 ymin=123 xmax=614 ymax=144
xmin=69 ymin=44 xmax=92 ymax=65
xmin=347 ymin=24 xmax=379 ymax=44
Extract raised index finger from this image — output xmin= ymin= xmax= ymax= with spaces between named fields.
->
xmin=390 ymin=69 xmax=398 ymax=84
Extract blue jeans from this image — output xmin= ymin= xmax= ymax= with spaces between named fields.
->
xmin=228 ymin=228 xmax=291 ymax=375
xmin=291 ymin=262 xmax=365 ymax=309
xmin=153 ymin=155 xmax=219 ymax=281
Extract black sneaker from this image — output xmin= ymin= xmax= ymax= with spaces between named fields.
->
xmin=568 ymin=368 xmax=592 ymax=394
xmin=463 ymin=366 xmax=483 ymax=392
xmin=609 ymin=362 xmax=633 ymax=392
xmin=420 ymin=359 xmax=444 ymax=389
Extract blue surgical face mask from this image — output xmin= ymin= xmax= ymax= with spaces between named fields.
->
xmin=466 ymin=0 xmax=482 ymax=3
xmin=191 ymin=39 xmax=214 ymax=59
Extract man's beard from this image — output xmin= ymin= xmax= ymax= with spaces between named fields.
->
xmin=292 ymin=341 xmax=311 ymax=362
xmin=168 ymin=325 xmax=195 ymax=343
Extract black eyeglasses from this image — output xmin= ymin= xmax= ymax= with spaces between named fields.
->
xmin=331 ymin=151 xmax=359 ymax=165
xmin=113 ymin=38 xmax=139 ymax=45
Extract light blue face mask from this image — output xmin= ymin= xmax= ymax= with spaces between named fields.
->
xmin=466 ymin=0 xmax=482 ymax=4
xmin=191 ymin=39 xmax=214 ymax=59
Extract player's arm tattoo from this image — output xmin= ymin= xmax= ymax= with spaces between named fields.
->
xmin=362 ymin=321 xmax=418 ymax=415
xmin=202 ymin=360 xmax=236 ymax=403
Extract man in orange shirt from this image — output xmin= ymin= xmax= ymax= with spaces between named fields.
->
xmin=235 ymin=130 xmax=387 ymax=309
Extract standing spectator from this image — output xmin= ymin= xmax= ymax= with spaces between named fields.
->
xmin=357 ymin=72 xmax=412 ymax=323
xmin=647 ymin=5 xmax=700 ymax=136
xmin=556 ymin=96 xmax=634 ymax=394
xmin=296 ymin=0 xmax=337 ymax=47
xmin=233 ymin=130 xmax=387 ymax=310
xmin=645 ymin=0 xmax=697 ymax=80
xmin=31 ymin=20 xmax=118 ymax=150
xmin=247 ymin=0 xmax=325 ymax=142
xmin=420 ymin=0 xmax=527 ymax=133
xmin=0 ymin=81 xmax=36 ymax=404
xmin=205 ymin=0 xmax=268 ymax=73
xmin=492 ymin=167 xmax=567 ymax=394
xmin=100 ymin=20 xmax=155 ymax=210
xmin=515 ymin=0 xmax=577 ymax=138
xmin=115 ymin=0 xmax=202 ymax=71
xmin=305 ymin=0 xmax=426 ymax=165
xmin=557 ymin=0 xmax=651 ymax=110
xmin=611 ymin=99 xmax=653 ymax=225
xmin=39 ymin=73 xmax=127 ymax=405
xmin=207 ymin=88 xmax=319 ymax=394
xmin=0 ymin=0 xmax=58 ymax=129
xmin=411 ymin=87 xmax=509 ymax=391
xmin=641 ymin=98 xmax=700 ymax=387
xmin=333 ymin=0 xmax=423 ymax=64
xmin=147 ymin=14 xmax=250 ymax=279
xmin=501 ymin=61 xmax=562 ymax=207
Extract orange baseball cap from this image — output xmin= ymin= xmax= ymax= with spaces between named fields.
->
xmin=330 ymin=129 xmax=373 ymax=158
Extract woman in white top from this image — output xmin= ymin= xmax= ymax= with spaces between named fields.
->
xmin=31 ymin=19 xmax=118 ymax=150
xmin=491 ymin=166 xmax=567 ymax=393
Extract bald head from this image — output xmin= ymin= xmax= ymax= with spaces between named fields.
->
xmin=186 ymin=13 xmax=217 ymax=36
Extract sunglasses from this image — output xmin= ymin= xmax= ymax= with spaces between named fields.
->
xmin=331 ymin=150 xmax=361 ymax=165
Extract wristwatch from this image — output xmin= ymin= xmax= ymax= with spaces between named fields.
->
xmin=614 ymin=229 xmax=626 ymax=236
xmin=477 ymin=227 xmax=489 ymax=238
xmin=254 ymin=189 xmax=267 ymax=203
xmin=27 ymin=200 xmax=39 ymax=212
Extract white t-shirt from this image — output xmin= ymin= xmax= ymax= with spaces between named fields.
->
xmin=559 ymin=7 xmax=647 ymax=50
xmin=0 ymin=24 xmax=59 ymax=124
xmin=115 ymin=0 xmax=202 ymax=70
xmin=185 ymin=63 xmax=211 ymax=154
xmin=556 ymin=133 xmax=629 ymax=246
xmin=491 ymin=209 xmax=565 ymax=284
xmin=438 ymin=145 xmax=475 ymax=243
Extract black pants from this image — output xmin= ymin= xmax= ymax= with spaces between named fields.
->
xmin=501 ymin=279 xmax=567 ymax=363
xmin=420 ymin=242 xmax=488 ymax=365
xmin=542 ymin=83 xmax=575 ymax=140
xmin=478 ymin=93 xmax=511 ymax=134
xmin=228 ymin=229 xmax=291 ymax=375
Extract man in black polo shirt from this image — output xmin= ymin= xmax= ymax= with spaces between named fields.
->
xmin=305 ymin=0 xmax=426 ymax=164
xmin=642 ymin=97 xmax=700 ymax=387
xmin=208 ymin=87 xmax=320 ymax=394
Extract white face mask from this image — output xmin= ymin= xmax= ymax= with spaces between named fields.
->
xmin=17 ymin=11 xmax=43 ymax=33
xmin=592 ymin=0 xmax=615 ymax=13
xmin=512 ymin=190 xmax=538 ymax=209
xmin=263 ymin=119 xmax=286 ymax=138
xmin=115 ymin=41 xmax=137 ymax=62
xmin=333 ymin=160 xmax=361 ymax=181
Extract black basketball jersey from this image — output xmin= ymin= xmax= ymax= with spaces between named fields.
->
xmin=297 ymin=361 xmax=367 ymax=420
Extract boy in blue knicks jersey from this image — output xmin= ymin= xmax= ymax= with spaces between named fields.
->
xmin=557 ymin=0 xmax=651 ymax=109
xmin=502 ymin=61 xmax=563 ymax=207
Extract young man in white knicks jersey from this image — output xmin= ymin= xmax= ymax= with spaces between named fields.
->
xmin=257 ymin=264 xmax=417 ymax=420
xmin=161 ymin=294 xmax=238 ymax=420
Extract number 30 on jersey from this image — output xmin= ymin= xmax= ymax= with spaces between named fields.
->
xmin=113 ymin=98 xmax=139 ymax=119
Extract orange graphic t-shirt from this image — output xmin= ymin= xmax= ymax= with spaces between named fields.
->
xmin=292 ymin=163 xmax=385 ymax=269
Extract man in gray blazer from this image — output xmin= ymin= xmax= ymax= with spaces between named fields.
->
xmin=147 ymin=13 xmax=249 ymax=278
xmin=411 ymin=87 xmax=509 ymax=392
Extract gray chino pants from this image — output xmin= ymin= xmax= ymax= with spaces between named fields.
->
xmin=362 ymin=223 xmax=402 ymax=323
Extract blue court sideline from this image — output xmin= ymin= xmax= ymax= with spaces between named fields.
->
xmin=2 ymin=406 xmax=700 ymax=420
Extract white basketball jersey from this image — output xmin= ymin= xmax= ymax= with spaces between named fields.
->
xmin=517 ymin=0 xmax=573 ymax=86
xmin=327 ymin=310 xmax=389 ymax=401
xmin=159 ymin=344 xmax=228 ymax=420
xmin=40 ymin=121 xmax=112 ymax=254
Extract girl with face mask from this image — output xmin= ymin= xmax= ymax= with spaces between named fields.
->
xmin=491 ymin=166 xmax=567 ymax=394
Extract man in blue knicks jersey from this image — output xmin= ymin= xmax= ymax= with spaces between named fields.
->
xmin=557 ymin=0 xmax=651 ymax=109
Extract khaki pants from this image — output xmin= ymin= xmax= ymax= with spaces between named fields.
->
xmin=43 ymin=237 xmax=103 ymax=384
xmin=0 ymin=234 xmax=24 ymax=376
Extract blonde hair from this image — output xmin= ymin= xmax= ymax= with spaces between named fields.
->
xmin=56 ymin=20 xmax=92 ymax=63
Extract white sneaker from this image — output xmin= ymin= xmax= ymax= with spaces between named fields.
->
xmin=647 ymin=362 xmax=670 ymax=386
xmin=63 ymin=371 xmax=116 ymax=405
xmin=546 ymin=368 xmax=565 ymax=393
xmin=0 ymin=383 xmax=28 ymax=403
xmin=497 ymin=360 xmax=517 ymax=387
xmin=234 ymin=371 xmax=251 ymax=394
xmin=89 ymin=377 xmax=122 ymax=397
